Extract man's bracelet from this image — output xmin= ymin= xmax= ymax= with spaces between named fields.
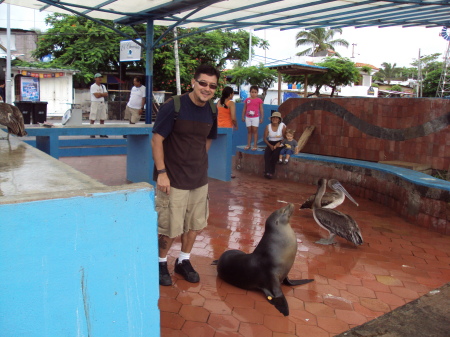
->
xmin=157 ymin=169 xmax=167 ymax=174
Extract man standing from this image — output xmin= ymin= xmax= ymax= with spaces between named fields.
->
xmin=124 ymin=76 xmax=146 ymax=125
xmin=90 ymin=73 xmax=108 ymax=138
xmin=152 ymin=64 xmax=219 ymax=286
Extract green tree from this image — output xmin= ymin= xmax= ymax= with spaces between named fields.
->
xmin=27 ymin=14 xmax=268 ymax=90
xmin=284 ymin=57 xmax=359 ymax=97
xmin=374 ymin=62 xmax=401 ymax=84
xmin=283 ymin=57 xmax=360 ymax=97
xmin=390 ymin=84 xmax=402 ymax=92
xmin=224 ymin=63 xmax=278 ymax=100
xmin=423 ymin=69 xmax=442 ymax=97
xmin=295 ymin=28 xmax=349 ymax=57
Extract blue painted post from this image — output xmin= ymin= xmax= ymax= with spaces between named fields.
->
xmin=127 ymin=133 xmax=153 ymax=183
xmin=208 ymin=127 xmax=233 ymax=181
xmin=145 ymin=21 xmax=154 ymax=125
xmin=35 ymin=134 xmax=60 ymax=159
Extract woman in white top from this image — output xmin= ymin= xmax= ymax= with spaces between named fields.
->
xmin=263 ymin=111 xmax=286 ymax=179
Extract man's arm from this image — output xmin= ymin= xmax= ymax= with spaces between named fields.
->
xmin=140 ymin=97 xmax=146 ymax=115
xmin=152 ymin=133 xmax=170 ymax=194
xmin=206 ymin=138 xmax=212 ymax=152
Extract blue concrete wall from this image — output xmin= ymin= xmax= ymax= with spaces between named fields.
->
xmin=0 ymin=185 xmax=159 ymax=337
xmin=233 ymin=103 xmax=279 ymax=151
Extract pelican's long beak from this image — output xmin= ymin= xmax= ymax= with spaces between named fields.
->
xmin=331 ymin=182 xmax=359 ymax=206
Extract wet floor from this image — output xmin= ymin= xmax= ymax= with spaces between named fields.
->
xmin=60 ymin=155 xmax=450 ymax=337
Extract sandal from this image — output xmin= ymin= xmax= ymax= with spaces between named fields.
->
xmin=251 ymin=147 xmax=258 ymax=151
xmin=244 ymin=145 xmax=250 ymax=150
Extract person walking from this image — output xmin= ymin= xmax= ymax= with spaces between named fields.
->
xmin=89 ymin=73 xmax=109 ymax=138
xmin=152 ymin=64 xmax=220 ymax=286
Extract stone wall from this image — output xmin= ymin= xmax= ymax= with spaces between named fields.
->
xmin=236 ymin=149 xmax=450 ymax=235
xmin=279 ymin=98 xmax=450 ymax=171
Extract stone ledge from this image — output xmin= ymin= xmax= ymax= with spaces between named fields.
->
xmin=236 ymin=146 xmax=450 ymax=235
xmin=379 ymin=160 xmax=432 ymax=175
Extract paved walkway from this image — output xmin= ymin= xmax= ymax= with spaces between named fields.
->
xmin=61 ymin=155 xmax=450 ymax=337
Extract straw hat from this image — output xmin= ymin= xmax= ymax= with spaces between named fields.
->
xmin=270 ymin=112 xmax=282 ymax=121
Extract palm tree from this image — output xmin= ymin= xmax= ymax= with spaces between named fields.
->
xmin=295 ymin=28 xmax=349 ymax=57
xmin=376 ymin=62 xmax=401 ymax=84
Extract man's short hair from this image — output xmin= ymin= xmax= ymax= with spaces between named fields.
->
xmin=134 ymin=76 xmax=142 ymax=84
xmin=194 ymin=64 xmax=220 ymax=82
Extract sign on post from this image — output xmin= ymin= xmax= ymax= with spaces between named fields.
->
xmin=120 ymin=39 xmax=142 ymax=62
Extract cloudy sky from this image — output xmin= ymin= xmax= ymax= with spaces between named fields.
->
xmin=253 ymin=26 xmax=447 ymax=69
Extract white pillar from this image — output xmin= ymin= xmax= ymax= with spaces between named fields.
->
xmin=6 ymin=4 xmax=12 ymax=104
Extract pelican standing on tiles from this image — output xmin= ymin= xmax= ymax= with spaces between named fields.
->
xmin=312 ymin=178 xmax=363 ymax=246
xmin=0 ymin=103 xmax=28 ymax=140
xmin=300 ymin=179 xmax=359 ymax=209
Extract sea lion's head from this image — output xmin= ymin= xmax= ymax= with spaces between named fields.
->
xmin=266 ymin=203 xmax=294 ymax=229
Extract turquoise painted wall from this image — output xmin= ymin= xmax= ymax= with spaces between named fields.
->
xmin=0 ymin=185 xmax=159 ymax=337
xmin=233 ymin=103 xmax=279 ymax=150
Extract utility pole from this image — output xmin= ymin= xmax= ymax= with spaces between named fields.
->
xmin=417 ymin=49 xmax=422 ymax=97
xmin=173 ymin=28 xmax=181 ymax=95
xmin=351 ymin=43 xmax=357 ymax=58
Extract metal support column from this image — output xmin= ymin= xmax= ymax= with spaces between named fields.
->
xmin=145 ymin=21 xmax=154 ymax=124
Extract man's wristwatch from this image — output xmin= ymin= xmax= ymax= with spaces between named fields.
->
xmin=157 ymin=168 xmax=167 ymax=174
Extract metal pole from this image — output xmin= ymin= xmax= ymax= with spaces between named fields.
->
xmin=248 ymin=29 xmax=252 ymax=66
xmin=145 ymin=20 xmax=154 ymax=124
xmin=277 ymin=72 xmax=281 ymax=105
xmin=6 ymin=4 xmax=12 ymax=104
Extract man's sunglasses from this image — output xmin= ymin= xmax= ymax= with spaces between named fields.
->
xmin=195 ymin=79 xmax=218 ymax=90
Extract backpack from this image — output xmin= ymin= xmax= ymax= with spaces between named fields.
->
xmin=172 ymin=94 xmax=217 ymax=120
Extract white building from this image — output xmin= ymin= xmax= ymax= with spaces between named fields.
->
xmin=12 ymin=66 xmax=79 ymax=118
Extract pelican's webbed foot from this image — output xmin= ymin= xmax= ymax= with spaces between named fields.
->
xmin=315 ymin=237 xmax=336 ymax=245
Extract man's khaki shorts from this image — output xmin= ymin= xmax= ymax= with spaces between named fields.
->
xmin=124 ymin=106 xmax=141 ymax=124
xmin=89 ymin=101 xmax=107 ymax=120
xmin=156 ymin=184 xmax=209 ymax=238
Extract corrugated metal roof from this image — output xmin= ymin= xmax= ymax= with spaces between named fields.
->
xmin=268 ymin=63 xmax=328 ymax=75
xmin=5 ymin=0 xmax=450 ymax=31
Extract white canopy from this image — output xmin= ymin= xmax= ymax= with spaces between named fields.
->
xmin=4 ymin=0 xmax=450 ymax=31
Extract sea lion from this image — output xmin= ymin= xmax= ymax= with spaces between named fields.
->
xmin=216 ymin=203 xmax=314 ymax=316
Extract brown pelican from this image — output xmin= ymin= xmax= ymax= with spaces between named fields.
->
xmin=0 ymin=103 xmax=28 ymax=140
xmin=300 ymin=179 xmax=359 ymax=209
xmin=312 ymin=178 xmax=363 ymax=246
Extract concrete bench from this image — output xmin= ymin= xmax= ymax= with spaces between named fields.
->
xmin=15 ymin=125 xmax=233 ymax=184
xmin=236 ymin=146 xmax=450 ymax=235
xmin=0 ymin=131 xmax=160 ymax=337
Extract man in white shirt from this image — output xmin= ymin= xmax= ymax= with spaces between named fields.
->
xmin=124 ymin=76 xmax=146 ymax=124
xmin=90 ymin=73 xmax=108 ymax=138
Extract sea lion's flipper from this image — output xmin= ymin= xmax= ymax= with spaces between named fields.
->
xmin=211 ymin=260 xmax=218 ymax=265
xmin=283 ymin=277 xmax=314 ymax=286
xmin=267 ymin=295 xmax=289 ymax=316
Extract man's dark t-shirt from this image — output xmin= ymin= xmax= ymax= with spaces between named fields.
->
xmin=152 ymin=94 xmax=218 ymax=190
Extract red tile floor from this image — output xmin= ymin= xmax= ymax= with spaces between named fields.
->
xmin=61 ymin=155 xmax=450 ymax=337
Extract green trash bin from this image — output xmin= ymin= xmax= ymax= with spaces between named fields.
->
xmin=14 ymin=101 xmax=33 ymax=124
xmin=33 ymin=102 xmax=48 ymax=124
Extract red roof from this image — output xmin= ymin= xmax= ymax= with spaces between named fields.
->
xmin=355 ymin=63 xmax=379 ymax=70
